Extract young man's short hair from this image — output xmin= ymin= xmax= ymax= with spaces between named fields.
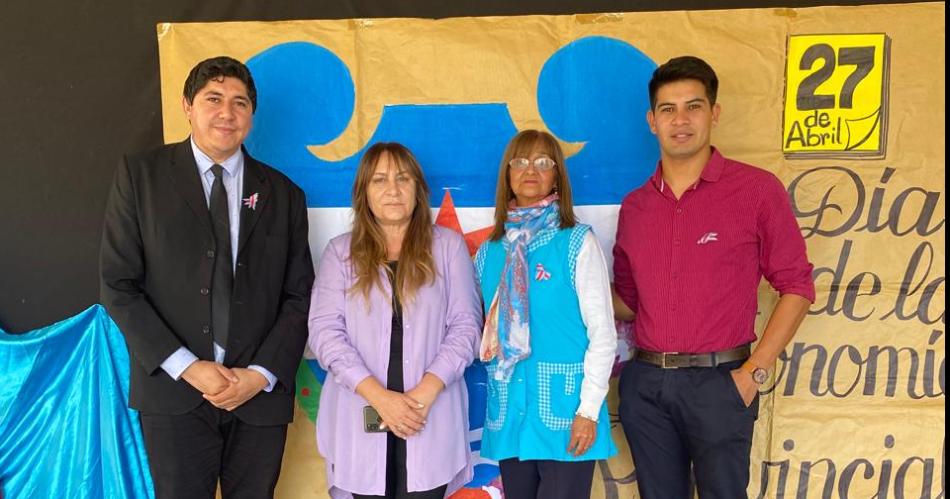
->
xmin=182 ymin=56 xmax=257 ymax=112
xmin=648 ymin=56 xmax=719 ymax=109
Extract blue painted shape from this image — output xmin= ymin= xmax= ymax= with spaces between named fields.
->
xmin=246 ymin=42 xmax=517 ymax=208
xmin=468 ymin=463 xmax=501 ymax=488
xmin=538 ymin=36 xmax=660 ymax=203
xmin=464 ymin=361 xmax=488 ymax=431
xmin=244 ymin=38 xmax=658 ymax=208
xmin=246 ymin=42 xmax=355 ymax=160
xmin=305 ymin=359 xmax=327 ymax=384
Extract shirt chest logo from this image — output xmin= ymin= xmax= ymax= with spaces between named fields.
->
xmin=697 ymin=232 xmax=719 ymax=245
xmin=535 ymin=263 xmax=551 ymax=281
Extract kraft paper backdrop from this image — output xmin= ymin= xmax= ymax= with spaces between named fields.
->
xmin=158 ymin=3 xmax=945 ymax=498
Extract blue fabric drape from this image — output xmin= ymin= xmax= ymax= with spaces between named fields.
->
xmin=0 ymin=305 xmax=154 ymax=499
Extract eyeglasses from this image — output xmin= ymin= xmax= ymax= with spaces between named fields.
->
xmin=508 ymin=157 xmax=556 ymax=171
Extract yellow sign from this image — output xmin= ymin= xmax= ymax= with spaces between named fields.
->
xmin=783 ymin=33 xmax=890 ymax=158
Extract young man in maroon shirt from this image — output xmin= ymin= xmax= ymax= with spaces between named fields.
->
xmin=611 ymin=56 xmax=816 ymax=498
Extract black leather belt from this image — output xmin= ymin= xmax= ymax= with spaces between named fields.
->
xmin=635 ymin=345 xmax=751 ymax=369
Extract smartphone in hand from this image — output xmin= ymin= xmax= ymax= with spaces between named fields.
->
xmin=363 ymin=405 xmax=389 ymax=433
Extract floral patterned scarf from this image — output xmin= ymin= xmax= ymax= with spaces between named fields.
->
xmin=480 ymin=193 xmax=560 ymax=381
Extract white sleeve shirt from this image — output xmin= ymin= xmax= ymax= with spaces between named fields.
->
xmin=574 ymin=231 xmax=618 ymax=421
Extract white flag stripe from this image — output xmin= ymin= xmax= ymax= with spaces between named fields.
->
xmin=306 ymin=204 xmax=621 ymax=270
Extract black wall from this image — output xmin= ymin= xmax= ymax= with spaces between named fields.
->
xmin=0 ymin=0 xmax=921 ymax=332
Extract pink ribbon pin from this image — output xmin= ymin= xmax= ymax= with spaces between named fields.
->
xmin=243 ymin=193 xmax=259 ymax=210
xmin=535 ymin=263 xmax=551 ymax=281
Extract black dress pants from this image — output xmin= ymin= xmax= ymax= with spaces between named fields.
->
xmin=619 ymin=359 xmax=759 ymax=499
xmin=139 ymin=401 xmax=288 ymax=499
xmin=498 ymin=458 xmax=596 ymax=499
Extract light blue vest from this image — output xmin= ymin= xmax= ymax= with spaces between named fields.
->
xmin=475 ymin=224 xmax=617 ymax=462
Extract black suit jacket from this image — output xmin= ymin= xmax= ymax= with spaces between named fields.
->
xmin=100 ymin=139 xmax=315 ymax=425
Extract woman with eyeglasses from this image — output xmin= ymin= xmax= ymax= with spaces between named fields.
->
xmin=474 ymin=130 xmax=617 ymax=498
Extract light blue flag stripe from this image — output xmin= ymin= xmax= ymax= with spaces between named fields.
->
xmin=0 ymin=305 xmax=154 ymax=499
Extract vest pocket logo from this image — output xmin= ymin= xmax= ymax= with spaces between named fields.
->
xmin=535 ymin=263 xmax=551 ymax=281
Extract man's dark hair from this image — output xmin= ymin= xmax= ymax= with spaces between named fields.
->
xmin=648 ymin=56 xmax=718 ymax=110
xmin=182 ymin=56 xmax=257 ymax=112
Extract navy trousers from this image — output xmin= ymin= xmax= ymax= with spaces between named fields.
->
xmin=499 ymin=458 xmax=596 ymax=499
xmin=619 ymin=359 xmax=759 ymax=499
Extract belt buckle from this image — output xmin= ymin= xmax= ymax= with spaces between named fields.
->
xmin=661 ymin=352 xmax=680 ymax=369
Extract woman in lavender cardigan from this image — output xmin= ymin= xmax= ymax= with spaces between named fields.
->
xmin=308 ymin=142 xmax=482 ymax=499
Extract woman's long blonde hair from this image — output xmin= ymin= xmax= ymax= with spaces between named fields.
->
xmin=350 ymin=143 xmax=435 ymax=303
xmin=489 ymin=130 xmax=577 ymax=241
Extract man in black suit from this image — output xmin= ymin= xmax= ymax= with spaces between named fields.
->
xmin=100 ymin=56 xmax=314 ymax=499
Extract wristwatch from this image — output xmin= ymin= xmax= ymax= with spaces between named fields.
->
xmin=575 ymin=409 xmax=599 ymax=423
xmin=745 ymin=362 xmax=769 ymax=385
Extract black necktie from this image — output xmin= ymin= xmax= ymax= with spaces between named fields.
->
xmin=209 ymin=164 xmax=232 ymax=349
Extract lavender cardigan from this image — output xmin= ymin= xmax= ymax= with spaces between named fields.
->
xmin=307 ymin=226 xmax=482 ymax=498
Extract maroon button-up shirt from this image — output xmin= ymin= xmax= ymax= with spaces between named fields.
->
xmin=612 ymin=147 xmax=815 ymax=354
